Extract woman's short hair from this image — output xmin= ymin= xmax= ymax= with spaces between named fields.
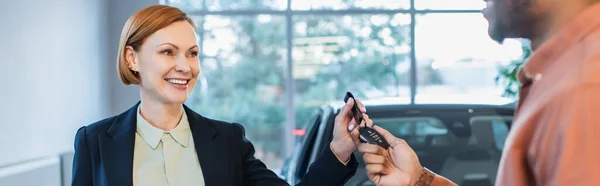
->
xmin=117 ymin=5 xmax=196 ymax=85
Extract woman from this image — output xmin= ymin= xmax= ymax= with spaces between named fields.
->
xmin=71 ymin=5 xmax=370 ymax=186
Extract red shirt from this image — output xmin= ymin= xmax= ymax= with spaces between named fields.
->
xmin=430 ymin=2 xmax=600 ymax=186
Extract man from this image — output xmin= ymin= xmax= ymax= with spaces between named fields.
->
xmin=358 ymin=0 xmax=600 ymax=185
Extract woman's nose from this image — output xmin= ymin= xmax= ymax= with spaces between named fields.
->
xmin=175 ymin=58 xmax=191 ymax=72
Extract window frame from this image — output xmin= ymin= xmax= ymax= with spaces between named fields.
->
xmin=166 ymin=0 xmax=486 ymax=158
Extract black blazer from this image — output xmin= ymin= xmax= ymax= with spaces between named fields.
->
xmin=72 ymin=103 xmax=358 ymax=186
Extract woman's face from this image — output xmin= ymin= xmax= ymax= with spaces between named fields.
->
xmin=127 ymin=21 xmax=200 ymax=104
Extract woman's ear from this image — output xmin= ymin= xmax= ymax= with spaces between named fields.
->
xmin=125 ymin=46 xmax=138 ymax=72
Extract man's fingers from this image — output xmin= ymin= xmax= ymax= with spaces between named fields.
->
xmin=360 ymin=144 xmax=396 ymax=166
xmin=380 ymin=148 xmax=397 ymax=166
xmin=358 ymin=143 xmax=385 ymax=154
xmin=373 ymin=125 xmax=403 ymax=147
xmin=363 ymin=153 xmax=386 ymax=164
xmin=366 ymin=164 xmax=386 ymax=175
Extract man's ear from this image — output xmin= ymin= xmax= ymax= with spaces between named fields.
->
xmin=125 ymin=46 xmax=138 ymax=72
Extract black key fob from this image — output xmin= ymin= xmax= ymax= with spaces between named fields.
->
xmin=344 ymin=92 xmax=364 ymax=125
xmin=344 ymin=92 xmax=390 ymax=149
xmin=358 ymin=126 xmax=390 ymax=149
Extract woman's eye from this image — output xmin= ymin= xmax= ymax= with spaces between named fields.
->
xmin=161 ymin=50 xmax=174 ymax=56
xmin=189 ymin=51 xmax=199 ymax=58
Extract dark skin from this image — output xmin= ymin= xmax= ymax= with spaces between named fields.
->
xmin=358 ymin=0 xmax=600 ymax=185
xmin=483 ymin=0 xmax=600 ymax=50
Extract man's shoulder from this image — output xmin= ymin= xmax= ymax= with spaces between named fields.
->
xmin=578 ymin=32 xmax=600 ymax=84
xmin=548 ymin=32 xmax=600 ymax=86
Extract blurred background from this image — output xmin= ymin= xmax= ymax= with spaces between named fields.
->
xmin=0 ymin=0 xmax=528 ymax=185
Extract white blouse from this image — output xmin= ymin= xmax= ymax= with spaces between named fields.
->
xmin=132 ymin=106 xmax=205 ymax=186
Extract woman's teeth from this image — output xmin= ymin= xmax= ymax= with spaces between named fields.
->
xmin=167 ymin=79 xmax=187 ymax=85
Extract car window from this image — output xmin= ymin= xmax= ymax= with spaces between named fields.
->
xmin=306 ymin=107 xmax=514 ymax=186
xmin=375 ymin=117 xmax=449 ymax=146
xmin=350 ymin=114 xmax=513 ymax=186
xmin=470 ymin=116 xmax=512 ymax=151
xmin=492 ymin=121 xmax=508 ymax=150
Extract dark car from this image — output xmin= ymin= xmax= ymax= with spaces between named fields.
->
xmin=280 ymin=96 xmax=515 ymax=186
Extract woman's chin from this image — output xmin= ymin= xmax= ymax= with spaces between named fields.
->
xmin=165 ymin=94 xmax=188 ymax=104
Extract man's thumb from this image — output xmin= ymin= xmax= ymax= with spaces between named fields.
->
xmin=373 ymin=125 xmax=398 ymax=147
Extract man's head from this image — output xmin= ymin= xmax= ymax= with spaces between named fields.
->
xmin=482 ymin=0 xmax=539 ymax=43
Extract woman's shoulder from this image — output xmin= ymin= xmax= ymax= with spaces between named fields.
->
xmin=77 ymin=115 xmax=119 ymax=138
xmin=78 ymin=103 xmax=139 ymax=138
xmin=197 ymin=115 xmax=243 ymax=132
xmin=189 ymin=112 xmax=247 ymax=138
xmin=197 ymin=117 xmax=252 ymax=148
xmin=184 ymin=106 xmax=245 ymax=135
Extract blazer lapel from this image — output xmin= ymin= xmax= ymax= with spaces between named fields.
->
xmin=99 ymin=103 xmax=138 ymax=186
xmin=185 ymin=105 xmax=231 ymax=186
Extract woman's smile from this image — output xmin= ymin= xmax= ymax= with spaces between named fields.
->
xmin=165 ymin=78 xmax=190 ymax=90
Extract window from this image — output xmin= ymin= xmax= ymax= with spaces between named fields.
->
xmin=415 ymin=0 xmax=486 ymax=10
xmin=368 ymin=114 xmax=511 ymax=184
xmin=292 ymin=0 xmax=409 ymax=10
xmin=186 ymin=15 xmax=288 ymax=169
xmin=167 ymin=0 xmax=522 ymax=170
xmin=293 ymin=14 xmax=411 ymax=131
xmin=416 ymin=13 xmax=523 ymax=96
xmin=376 ymin=117 xmax=448 ymax=146
xmin=470 ymin=116 xmax=512 ymax=151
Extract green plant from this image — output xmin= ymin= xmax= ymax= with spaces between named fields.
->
xmin=495 ymin=40 xmax=532 ymax=98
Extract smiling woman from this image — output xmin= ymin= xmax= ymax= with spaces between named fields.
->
xmin=123 ymin=21 xmax=200 ymax=107
xmin=71 ymin=4 xmax=361 ymax=186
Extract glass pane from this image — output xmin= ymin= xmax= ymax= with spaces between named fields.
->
xmin=190 ymin=16 xmax=204 ymax=33
xmin=415 ymin=13 xmax=523 ymax=99
xmin=492 ymin=121 xmax=509 ymax=150
xmin=167 ymin=0 xmax=203 ymax=10
xmin=205 ymin=0 xmax=287 ymax=10
xmin=415 ymin=0 xmax=486 ymax=10
xmin=356 ymin=113 xmax=513 ymax=185
xmin=292 ymin=0 xmax=409 ymax=10
xmin=293 ymin=14 xmax=411 ymax=128
xmin=187 ymin=15 xmax=287 ymax=169
xmin=376 ymin=117 xmax=448 ymax=145
xmin=469 ymin=116 xmax=512 ymax=151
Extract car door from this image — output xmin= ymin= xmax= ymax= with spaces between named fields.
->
xmin=286 ymin=108 xmax=323 ymax=185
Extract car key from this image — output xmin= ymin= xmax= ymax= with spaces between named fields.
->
xmin=358 ymin=126 xmax=390 ymax=149
xmin=344 ymin=92 xmax=390 ymax=149
xmin=343 ymin=92 xmax=365 ymax=126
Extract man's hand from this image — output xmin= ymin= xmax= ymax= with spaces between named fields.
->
xmin=358 ymin=126 xmax=423 ymax=186
xmin=330 ymin=97 xmax=372 ymax=164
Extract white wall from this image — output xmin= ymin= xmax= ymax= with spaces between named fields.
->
xmin=0 ymin=0 xmax=109 ymax=167
xmin=107 ymin=0 xmax=157 ymax=116
xmin=0 ymin=0 xmax=157 ymax=182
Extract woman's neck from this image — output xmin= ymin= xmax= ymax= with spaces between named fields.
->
xmin=139 ymin=95 xmax=183 ymax=131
